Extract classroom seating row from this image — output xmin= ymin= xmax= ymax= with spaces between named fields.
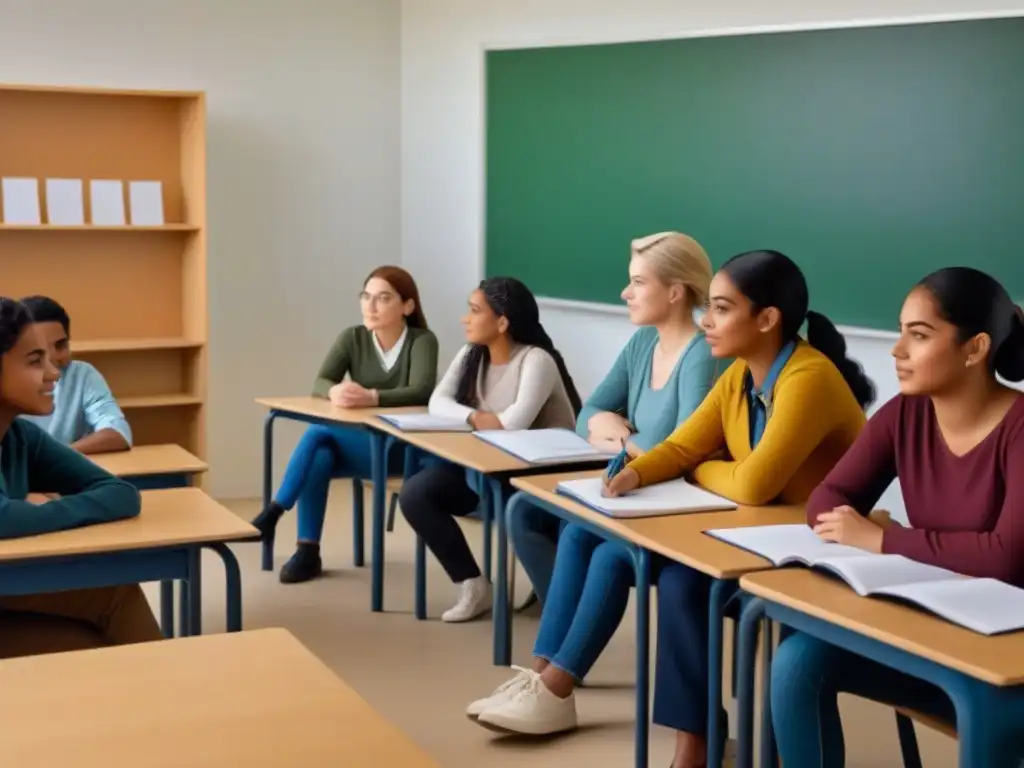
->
xmin=256 ymin=395 xmax=1024 ymax=768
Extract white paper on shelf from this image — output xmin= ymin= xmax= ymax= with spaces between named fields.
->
xmin=89 ymin=179 xmax=125 ymax=225
xmin=2 ymin=177 xmax=41 ymax=225
xmin=128 ymin=180 xmax=164 ymax=225
xmin=45 ymin=178 xmax=85 ymax=225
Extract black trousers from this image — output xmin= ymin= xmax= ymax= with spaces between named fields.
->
xmin=399 ymin=462 xmax=481 ymax=583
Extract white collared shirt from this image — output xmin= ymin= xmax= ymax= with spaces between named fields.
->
xmin=373 ymin=325 xmax=408 ymax=372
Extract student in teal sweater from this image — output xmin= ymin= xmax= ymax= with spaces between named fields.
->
xmin=507 ymin=232 xmax=721 ymax=607
xmin=252 ymin=266 xmax=439 ymax=583
xmin=0 ymin=297 xmax=163 ymax=656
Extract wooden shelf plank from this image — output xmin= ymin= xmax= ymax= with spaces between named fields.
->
xmin=75 ymin=338 xmax=204 ymax=354
xmin=119 ymin=394 xmax=202 ymax=409
xmin=0 ymin=224 xmax=199 ymax=232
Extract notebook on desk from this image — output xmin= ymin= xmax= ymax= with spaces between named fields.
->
xmin=376 ymin=413 xmax=473 ymax=432
xmin=707 ymin=524 xmax=1024 ymax=636
xmin=556 ymin=477 xmax=737 ymax=519
xmin=473 ymin=428 xmax=615 ymax=465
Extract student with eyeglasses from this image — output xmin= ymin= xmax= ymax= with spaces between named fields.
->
xmin=251 ymin=266 xmax=439 ymax=583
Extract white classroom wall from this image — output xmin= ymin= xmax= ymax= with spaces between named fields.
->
xmin=400 ymin=0 xmax=1023 ymax=522
xmin=0 ymin=0 xmax=402 ymax=498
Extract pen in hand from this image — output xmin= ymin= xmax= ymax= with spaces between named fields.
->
xmin=606 ymin=436 xmax=629 ymax=480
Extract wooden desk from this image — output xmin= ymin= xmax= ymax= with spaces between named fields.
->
xmin=254 ymin=396 xmax=425 ymax=425
xmin=0 ymin=488 xmax=257 ymax=639
xmin=90 ymin=444 xmax=208 ymax=480
xmin=737 ymin=569 xmax=1024 ymax=767
xmin=367 ymin=417 xmax=532 ymax=474
xmin=511 ymin=471 xmax=805 ymax=579
xmin=365 ymin=420 xmax=610 ymax=624
xmin=254 ymin=396 xmax=427 ymax=574
xmin=0 ymin=628 xmax=438 ymax=767
xmin=742 ymin=569 xmax=1024 ymax=686
xmin=507 ymin=470 xmax=804 ymax=768
xmin=0 ymin=488 xmax=254 ymax=562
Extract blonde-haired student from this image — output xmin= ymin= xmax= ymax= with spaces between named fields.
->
xmin=509 ymin=232 xmax=718 ymax=606
xmin=772 ymin=268 xmax=1024 ymax=768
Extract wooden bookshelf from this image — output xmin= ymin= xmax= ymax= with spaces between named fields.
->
xmin=0 ymin=84 xmax=208 ymax=470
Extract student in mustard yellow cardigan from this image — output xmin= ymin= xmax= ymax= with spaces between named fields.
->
xmin=606 ymin=250 xmax=875 ymax=768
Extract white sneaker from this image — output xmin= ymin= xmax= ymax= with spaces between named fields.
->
xmin=477 ymin=675 xmax=578 ymax=735
xmin=465 ymin=666 xmax=536 ymax=718
xmin=441 ymin=576 xmax=492 ymax=623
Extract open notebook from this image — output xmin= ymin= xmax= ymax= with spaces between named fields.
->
xmin=474 ymin=428 xmax=616 ymax=465
xmin=376 ymin=413 xmax=473 ymax=432
xmin=707 ymin=524 xmax=1024 ymax=635
xmin=556 ymin=477 xmax=737 ymax=519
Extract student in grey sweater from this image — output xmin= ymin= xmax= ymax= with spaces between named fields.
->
xmin=399 ymin=277 xmax=582 ymax=623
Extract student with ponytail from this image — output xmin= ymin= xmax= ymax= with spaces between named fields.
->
xmin=399 ymin=277 xmax=581 ymax=623
xmin=772 ymin=267 xmax=1024 ymax=768
xmin=599 ymin=249 xmax=873 ymax=767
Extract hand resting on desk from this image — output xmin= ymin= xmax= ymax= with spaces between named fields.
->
xmin=329 ymin=381 xmax=378 ymax=408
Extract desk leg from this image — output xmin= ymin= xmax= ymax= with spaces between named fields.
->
xmin=633 ymin=547 xmax=652 ymax=768
xmin=208 ymin=542 xmax=244 ymax=632
xmin=735 ymin=597 xmax=765 ymax=768
xmin=369 ymin=429 xmax=388 ymax=613
xmin=415 ymin=534 xmax=427 ymax=620
xmin=707 ymin=579 xmax=737 ymax=768
xmin=261 ymin=410 xmax=279 ymax=572
xmin=478 ymin=473 xmax=493 ymax=581
xmin=184 ymin=547 xmax=202 ymax=636
xmin=160 ymin=580 xmax=175 ymax=638
xmin=759 ymin=617 xmax=778 ymax=768
xmin=493 ymin=482 xmax=514 ymax=667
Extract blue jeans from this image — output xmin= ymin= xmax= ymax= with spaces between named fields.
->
xmin=508 ymin=501 xmax=563 ymax=605
xmin=653 ymin=563 xmax=720 ymax=735
xmin=772 ymin=631 xmax=953 ymax=767
xmin=532 ymin=523 xmax=636 ymax=680
xmin=274 ymin=425 xmax=400 ymax=543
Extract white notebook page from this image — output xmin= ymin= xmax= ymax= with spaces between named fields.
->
xmin=875 ymin=577 xmax=1024 ymax=636
xmin=707 ymin=524 xmax=865 ymax=566
xmin=475 ymin=428 xmax=612 ymax=463
xmin=558 ymin=477 xmax=735 ymax=515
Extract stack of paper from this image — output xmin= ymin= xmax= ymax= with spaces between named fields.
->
xmin=557 ymin=476 xmax=737 ymax=519
xmin=377 ymin=413 xmax=473 ymax=432
xmin=474 ymin=428 xmax=615 ymax=465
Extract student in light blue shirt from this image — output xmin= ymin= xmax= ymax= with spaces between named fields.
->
xmin=19 ymin=296 xmax=132 ymax=455
xmin=507 ymin=232 xmax=721 ymax=608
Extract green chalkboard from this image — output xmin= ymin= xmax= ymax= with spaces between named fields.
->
xmin=485 ymin=17 xmax=1024 ymax=329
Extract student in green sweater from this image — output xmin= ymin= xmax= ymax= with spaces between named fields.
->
xmin=252 ymin=266 xmax=439 ymax=583
xmin=0 ymin=297 xmax=163 ymax=656
xmin=507 ymin=232 xmax=720 ymax=609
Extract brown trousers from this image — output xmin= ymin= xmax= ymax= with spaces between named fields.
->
xmin=0 ymin=585 xmax=163 ymax=659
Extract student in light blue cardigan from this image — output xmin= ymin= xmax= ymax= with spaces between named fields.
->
xmin=507 ymin=232 xmax=720 ymax=608
xmin=475 ymin=232 xmax=721 ymax=733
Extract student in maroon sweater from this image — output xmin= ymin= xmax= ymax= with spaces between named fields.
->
xmin=771 ymin=267 xmax=1024 ymax=768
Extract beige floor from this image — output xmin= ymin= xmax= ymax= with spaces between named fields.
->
xmin=153 ymin=484 xmax=958 ymax=767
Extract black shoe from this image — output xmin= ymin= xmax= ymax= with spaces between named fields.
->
xmin=279 ymin=543 xmax=323 ymax=584
xmin=515 ymin=590 xmax=540 ymax=614
xmin=251 ymin=501 xmax=285 ymax=541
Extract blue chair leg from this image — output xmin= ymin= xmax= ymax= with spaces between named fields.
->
xmin=896 ymin=713 xmax=924 ymax=768
xmin=352 ymin=478 xmax=365 ymax=568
